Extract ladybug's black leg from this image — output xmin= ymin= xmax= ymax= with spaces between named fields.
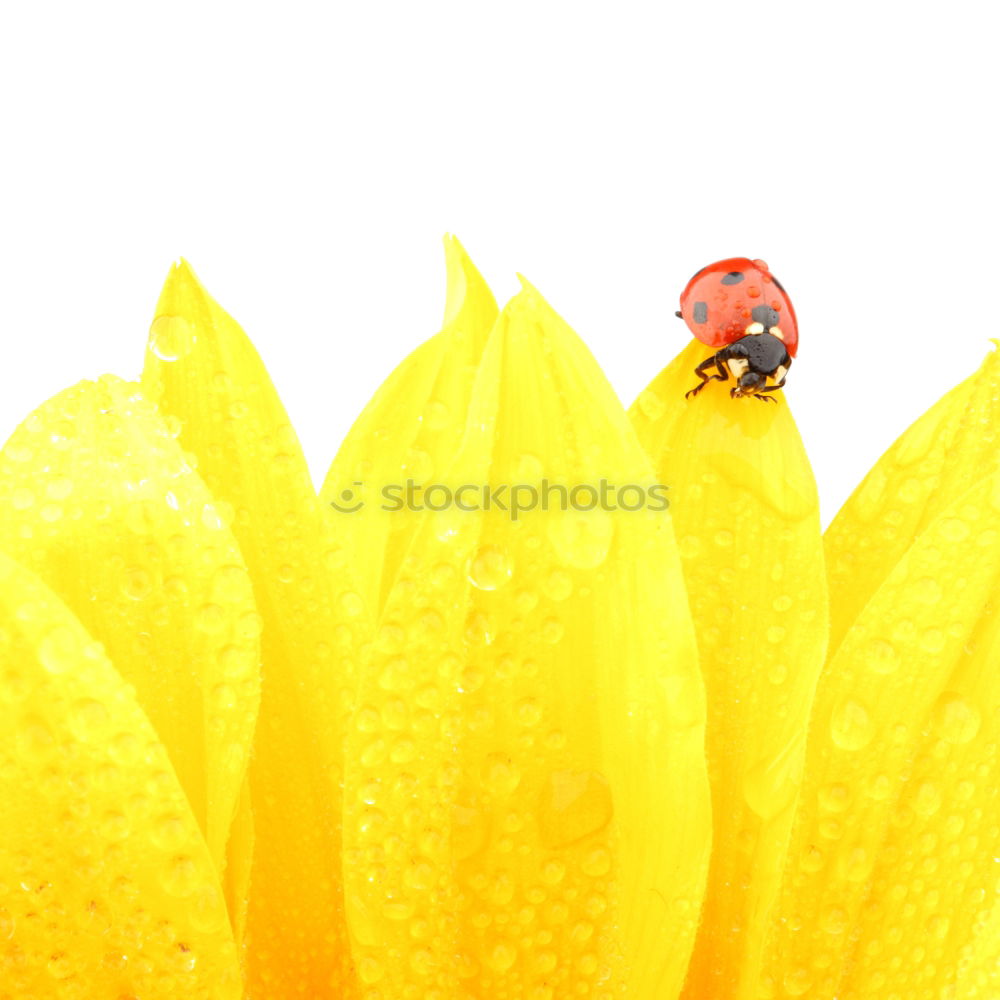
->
xmin=685 ymin=352 xmax=729 ymax=399
xmin=756 ymin=379 xmax=787 ymax=396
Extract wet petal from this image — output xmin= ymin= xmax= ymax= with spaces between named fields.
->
xmin=826 ymin=342 xmax=1000 ymax=654
xmin=629 ymin=340 xmax=827 ymax=998
xmin=143 ymin=261 xmax=372 ymax=996
xmin=760 ymin=469 xmax=1000 ymax=999
xmin=321 ymin=234 xmax=498 ymax=615
xmin=342 ymin=282 xmax=710 ymax=999
xmin=0 ymin=377 xmax=259 ymax=903
xmin=0 ymin=552 xmax=241 ymax=998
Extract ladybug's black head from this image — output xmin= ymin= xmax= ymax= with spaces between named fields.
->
xmin=732 ymin=371 xmax=766 ymax=397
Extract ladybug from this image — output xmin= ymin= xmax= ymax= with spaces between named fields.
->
xmin=676 ymin=257 xmax=797 ymax=403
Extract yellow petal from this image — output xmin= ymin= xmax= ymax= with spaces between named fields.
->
xmin=0 ymin=551 xmax=241 ymax=998
xmin=321 ymin=234 xmax=499 ymax=614
xmin=342 ymin=282 xmax=710 ymax=999
xmin=760 ymin=469 xmax=1000 ymax=999
xmin=0 ymin=377 xmax=259 ymax=907
xmin=825 ymin=342 xmax=1000 ymax=655
xmin=629 ymin=340 xmax=828 ymax=999
xmin=143 ymin=261 xmax=372 ymax=996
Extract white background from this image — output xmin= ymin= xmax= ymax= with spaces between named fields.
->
xmin=1 ymin=1 xmax=997 ymax=527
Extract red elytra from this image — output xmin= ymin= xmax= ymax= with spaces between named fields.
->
xmin=678 ymin=257 xmax=798 ymax=358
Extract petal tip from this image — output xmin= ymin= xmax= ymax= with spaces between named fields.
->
xmin=442 ymin=235 xmax=497 ymax=328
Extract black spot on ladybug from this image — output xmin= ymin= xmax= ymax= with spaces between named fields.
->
xmin=693 ymin=301 xmax=708 ymax=324
xmin=752 ymin=305 xmax=781 ymax=327
xmin=721 ymin=271 xmax=744 ymax=285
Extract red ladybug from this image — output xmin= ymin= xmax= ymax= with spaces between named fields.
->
xmin=676 ymin=257 xmax=797 ymax=403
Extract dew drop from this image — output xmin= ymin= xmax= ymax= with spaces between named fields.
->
xmin=149 ymin=315 xmax=195 ymax=362
xmin=487 ymin=941 xmax=517 ymax=973
xmin=468 ymin=545 xmax=513 ymax=590
xmin=921 ymin=627 xmax=946 ymax=653
xmin=542 ymin=859 xmax=566 ymax=884
xmin=340 ymin=591 xmax=365 ymax=617
xmin=547 ymin=508 xmax=614 ymax=569
xmin=636 ymin=389 xmax=666 ymax=421
xmin=767 ymin=663 xmax=788 ymax=685
xmin=69 ymin=698 xmax=111 ymax=742
xmin=359 ymin=957 xmax=384 ymax=984
xmin=541 ymin=618 xmax=564 ymax=644
xmin=517 ymin=698 xmax=542 ymax=727
xmin=195 ymin=603 xmax=225 ymax=633
xmin=38 ymin=626 xmax=78 ymax=675
xmin=864 ymin=638 xmax=899 ymax=675
xmin=931 ymin=692 xmax=981 ymax=744
xmin=201 ymin=502 xmax=229 ymax=531
xmin=482 ymin=753 xmax=521 ymax=796
xmin=534 ymin=951 xmax=558 ymax=974
xmin=913 ymin=781 xmax=942 ymax=817
xmin=865 ymin=777 xmax=891 ymax=805
xmin=538 ymin=770 xmax=613 ymax=847
xmin=162 ymin=855 xmax=200 ymax=897
xmin=743 ymin=740 xmax=802 ymax=819
xmin=581 ymin=847 xmax=612 ymax=877
xmin=544 ymin=570 xmax=573 ymax=601
xmin=842 ymin=845 xmax=873 ymax=882
xmin=916 ymin=577 xmax=943 ymax=604
xmin=218 ymin=644 xmax=255 ymax=679
xmin=823 ymin=907 xmax=849 ymax=935
xmin=122 ymin=566 xmax=153 ymax=601
xmin=819 ymin=782 xmax=850 ymax=812
xmin=938 ymin=517 xmax=970 ymax=542
xmin=830 ymin=699 xmax=874 ymax=751
xmin=385 ymin=899 xmax=415 ymax=921
xmin=10 ymin=486 xmax=35 ymax=510
xmin=45 ymin=475 xmax=74 ymax=501
xmin=783 ymin=968 xmax=811 ymax=996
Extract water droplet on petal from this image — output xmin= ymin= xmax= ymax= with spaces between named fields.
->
xmin=38 ymin=626 xmax=77 ymax=675
xmin=931 ymin=692 xmax=981 ymax=744
xmin=547 ymin=509 xmax=614 ymax=569
xmin=538 ymin=770 xmax=613 ymax=846
xmin=830 ymin=700 xmax=874 ymax=750
xmin=487 ymin=941 xmax=517 ymax=973
xmin=864 ymin=638 xmax=899 ymax=675
xmin=636 ymin=389 xmax=666 ymax=420
xmin=149 ymin=315 xmax=195 ymax=362
xmin=482 ymin=753 xmax=521 ymax=796
xmin=468 ymin=545 xmax=513 ymax=590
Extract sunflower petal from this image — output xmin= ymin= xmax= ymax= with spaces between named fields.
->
xmin=826 ymin=342 xmax=1000 ymax=654
xmin=629 ymin=340 xmax=827 ymax=999
xmin=321 ymin=234 xmax=499 ymax=615
xmin=0 ymin=552 xmax=241 ymax=998
xmin=342 ymin=282 xmax=710 ymax=999
xmin=760 ymin=469 xmax=1000 ymax=999
xmin=143 ymin=261 xmax=372 ymax=996
xmin=0 ymin=377 xmax=259 ymax=905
